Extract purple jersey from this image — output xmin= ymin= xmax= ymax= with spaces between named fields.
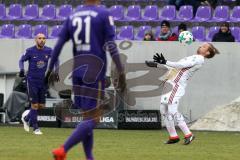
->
xmin=19 ymin=46 xmax=52 ymax=80
xmin=49 ymin=5 xmax=122 ymax=81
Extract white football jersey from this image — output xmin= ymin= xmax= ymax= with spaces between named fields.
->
xmin=160 ymin=54 xmax=205 ymax=88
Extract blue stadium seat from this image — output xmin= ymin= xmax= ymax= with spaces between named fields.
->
xmin=37 ymin=4 xmax=56 ymax=21
xmin=191 ymin=26 xmax=206 ymax=41
xmin=49 ymin=25 xmax=63 ymax=39
xmin=22 ymin=4 xmax=39 ymax=20
xmin=5 ymin=4 xmax=22 ymax=20
xmin=0 ymin=24 xmax=15 ymax=38
xmin=0 ymin=4 xmax=6 ymax=19
xmin=159 ymin=5 xmax=176 ymax=21
xmin=15 ymin=24 xmax=32 ymax=39
xmin=135 ymin=25 xmax=152 ymax=40
xmin=33 ymin=24 xmax=48 ymax=38
xmin=117 ymin=25 xmax=134 ymax=40
xmin=56 ymin=4 xmax=73 ymax=21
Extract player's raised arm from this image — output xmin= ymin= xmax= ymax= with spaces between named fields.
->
xmin=153 ymin=53 xmax=204 ymax=69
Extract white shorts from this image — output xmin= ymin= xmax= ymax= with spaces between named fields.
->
xmin=160 ymin=82 xmax=185 ymax=105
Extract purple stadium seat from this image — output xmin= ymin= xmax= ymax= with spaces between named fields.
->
xmin=142 ymin=5 xmax=158 ymax=21
xmin=22 ymin=4 xmax=38 ymax=20
xmin=37 ymin=4 xmax=56 ymax=21
xmin=155 ymin=26 xmax=161 ymax=38
xmin=211 ymin=5 xmax=229 ymax=22
xmin=230 ymin=27 xmax=240 ymax=41
xmin=172 ymin=26 xmax=178 ymax=35
xmin=33 ymin=25 xmax=48 ymax=38
xmin=75 ymin=5 xmax=84 ymax=11
xmin=230 ymin=6 xmax=240 ymax=22
xmin=192 ymin=6 xmax=211 ymax=22
xmin=49 ymin=25 xmax=63 ymax=39
xmin=109 ymin=5 xmax=124 ymax=21
xmin=0 ymin=24 xmax=15 ymax=38
xmin=125 ymin=5 xmax=141 ymax=21
xmin=135 ymin=26 xmax=152 ymax=40
xmin=176 ymin=5 xmax=193 ymax=21
xmin=117 ymin=26 xmax=134 ymax=40
xmin=0 ymin=4 xmax=6 ymax=19
xmin=206 ymin=26 xmax=219 ymax=41
xmin=98 ymin=5 xmax=106 ymax=9
xmin=191 ymin=26 xmax=205 ymax=41
xmin=56 ymin=4 xmax=72 ymax=21
xmin=15 ymin=24 xmax=32 ymax=39
xmin=159 ymin=5 xmax=176 ymax=21
xmin=5 ymin=4 xmax=22 ymax=20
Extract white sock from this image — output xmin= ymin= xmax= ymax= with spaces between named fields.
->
xmin=164 ymin=113 xmax=178 ymax=138
xmin=175 ymin=113 xmax=192 ymax=137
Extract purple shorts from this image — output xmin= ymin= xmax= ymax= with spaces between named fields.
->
xmin=27 ymin=79 xmax=46 ymax=104
xmin=72 ymin=76 xmax=105 ymax=111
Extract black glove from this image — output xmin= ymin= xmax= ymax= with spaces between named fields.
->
xmin=116 ymin=72 xmax=126 ymax=93
xmin=145 ymin=61 xmax=157 ymax=68
xmin=45 ymin=70 xmax=60 ymax=86
xmin=153 ymin=53 xmax=167 ymax=64
xmin=19 ymin=70 xmax=25 ymax=77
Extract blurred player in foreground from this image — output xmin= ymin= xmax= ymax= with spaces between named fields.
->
xmin=146 ymin=42 xmax=219 ymax=145
xmin=46 ymin=0 xmax=126 ymax=159
xmin=19 ymin=33 xmax=59 ymax=135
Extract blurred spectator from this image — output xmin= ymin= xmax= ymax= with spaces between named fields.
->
xmin=212 ymin=22 xmax=235 ymax=42
xmin=178 ymin=23 xmax=187 ymax=34
xmin=168 ymin=0 xmax=185 ymax=10
xmin=156 ymin=20 xmax=178 ymax=41
xmin=143 ymin=31 xmax=155 ymax=41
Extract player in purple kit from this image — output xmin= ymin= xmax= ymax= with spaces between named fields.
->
xmin=46 ymin=0 xmax=126 ymax=159
xmin=20 ymin=33 xmax=59 ymax=135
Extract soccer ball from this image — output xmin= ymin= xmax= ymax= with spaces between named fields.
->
xmin=178 ymin=31 xmax=194 ymax=45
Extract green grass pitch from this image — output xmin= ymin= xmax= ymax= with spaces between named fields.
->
xmin=0 ymin=126 xmax=240 ymax=160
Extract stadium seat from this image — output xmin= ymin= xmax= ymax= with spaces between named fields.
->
xmin=15 ymin=24 xmax=32 ymax=39
xmin=230 ymin=6 xmax=240 ymax=22
xmin=192 ymin=6 xmax=211 ymax=22
xmin=22 ymin=4 xmax=38 ymax=20
xmin=206 ymin=26 xmax=219 ymax=41
xmin=191 ymin=26 xmax=205 ymax=41
xmin=98 ymin=5 xmax=106 ymax=9
xmin=230 ymin=27 xmax=240 ymax=41
xmin=154 ymin=26 xmax=161 ymax=38
xmin=75 ymin=5 xmax=84 ymax=11
xmin=33 ymin=25 xmax=48 ymax=38
xmin=37 ymin=4 xmax=56 ymax=21
xmin=49 ymin=25 xmax=63 ymax=39
xmin=172 ymin=26 xmax=178 ymax=35
xmin=5 ymin=4 xmax=22 ymax=20
xmin=109 ymin=5 xmax=124 ymax=21
xmin=125 ymin=5 xmax=141 ymax=21
xmin=0 ymin=4 xmax=6 ymax=19
xmin=135 ymin=25 xmax=152 ymax=40
xmin=142 ymin=5 xmax=158 ymax=21
xmin=0 ymin=24 xmax=15 ymax=38
xmin=56 ymin=4 xmax=73 ymax=21
xmin=117 ymin=26 xmax=134 ymax=40
xmin=175 ymin=5 xmax=193 ymax=21
xmin=211 ymin=5 xmax=229 ymax=22
xmin=159 ymin=5 xmax=176 ymax=21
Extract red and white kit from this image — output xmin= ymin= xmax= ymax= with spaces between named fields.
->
xmin=160 ymin=54 xmax=205 ymax=105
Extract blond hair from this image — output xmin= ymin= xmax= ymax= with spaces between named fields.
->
xmin=205 ymin=43 xmax=220 ymax=59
